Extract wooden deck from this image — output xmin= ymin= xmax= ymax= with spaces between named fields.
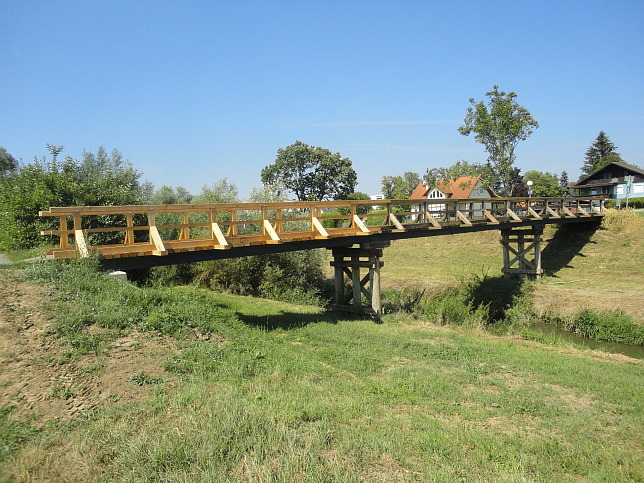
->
xmin=39 ymin=196 xmax=604 ymax=270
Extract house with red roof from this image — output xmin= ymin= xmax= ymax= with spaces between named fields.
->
xmin=408 ymin=175 xmax=496 ymax=219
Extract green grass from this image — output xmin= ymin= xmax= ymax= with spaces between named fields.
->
xmin=1 ymin=262 xmax=643 ymax=481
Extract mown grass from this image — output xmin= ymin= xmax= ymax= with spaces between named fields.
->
xmin=1 ymin=261 xmax=643 ymax=481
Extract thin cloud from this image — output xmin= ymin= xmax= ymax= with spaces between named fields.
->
xmin=284 ymin=120 xmax=458 ymax=128
xmin=345 ymin=143 xmax=477 ymax=154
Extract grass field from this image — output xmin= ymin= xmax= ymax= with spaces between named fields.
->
xmin=1 ymin=257 xmax=642 ymax=481
xmin=0 ymin=209 xmax=642 ymax=481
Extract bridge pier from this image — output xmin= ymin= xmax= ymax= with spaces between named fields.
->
xmin=500 ymin=226 xmax=544 ymax=279
xmin=330 ymin=242 xmax=390 ymax=316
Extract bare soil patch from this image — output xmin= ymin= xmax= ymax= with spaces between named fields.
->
xmin=0 ymin=271 xmax=178 ymax=423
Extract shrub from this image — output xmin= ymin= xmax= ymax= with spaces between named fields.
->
xmin=600 ymin=208 xmax=640 ymax=232
xmin=567 ymin=310 xmax=644 ymax=345
xmin=144 ymin=250 xmax=329 ymax=306
xmin=604 ymin=198 xmax=644 ymax=209
xmin=0 ymin=147 xmax=146 ymax=251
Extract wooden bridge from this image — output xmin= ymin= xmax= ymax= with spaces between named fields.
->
xmin=40 ymin=196 xmax=604 ymax=315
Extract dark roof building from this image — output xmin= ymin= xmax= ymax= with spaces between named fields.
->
xmin=570 ymin=162 xmax=644 ymax=200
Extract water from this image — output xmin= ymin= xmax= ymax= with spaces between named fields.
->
xmin=526 ymin=322 xmax=644 ymax=360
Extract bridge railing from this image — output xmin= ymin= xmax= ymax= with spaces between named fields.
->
xmin=39 ymin=196 xmax=604 ymax=260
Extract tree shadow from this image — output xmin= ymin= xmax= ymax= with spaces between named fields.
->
xmin=467 ymin=221 xmax=601 ymax=321
xmin=468 ymin=275 xmax=524 ymax=322
xmin=541 ymin=222 xmax=600 ymax=277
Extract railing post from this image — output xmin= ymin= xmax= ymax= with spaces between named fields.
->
xmin=59 ymin=215 xmax=69 ymax=249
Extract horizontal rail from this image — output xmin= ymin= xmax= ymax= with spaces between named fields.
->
xmin=39 ymin=197 xmax=605 ymax=261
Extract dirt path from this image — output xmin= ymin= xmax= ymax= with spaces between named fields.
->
xmin=0 ymin=270 xmax=178 ymax=423
xmin=0 ymin=253 xmax=11 ymax=264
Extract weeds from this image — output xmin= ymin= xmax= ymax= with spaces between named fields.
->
xmin=127 ymin=372 xmax=165 ymax=386
xmin=0 ymin=406 xmax=39 ymax=463
xmin=600 ymin=208 xmax=640 ymax=232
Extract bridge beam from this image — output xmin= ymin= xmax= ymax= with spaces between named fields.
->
xmin=500 ymin=226 xmax=544 ymax=279
xmin=329 ymin=241 xmax=390 ymax=317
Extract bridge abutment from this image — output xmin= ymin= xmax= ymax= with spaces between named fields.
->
xmin=500 ymin=226 xmax=544 ymax=279
xmin=330 ymin=241 xmax=390 ymax=317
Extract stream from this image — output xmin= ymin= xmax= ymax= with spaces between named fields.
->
xmin=526 ymin=322 xmax=644 ymax=359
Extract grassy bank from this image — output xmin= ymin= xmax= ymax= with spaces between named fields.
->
xmin=1 ymin=262 xmax=642 ymax=481
xmin=379 ymin=209 xmax=644 ymax=344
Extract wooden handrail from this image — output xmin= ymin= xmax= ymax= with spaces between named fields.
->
xmin=39 ymin=197 xmax=605 ymax=260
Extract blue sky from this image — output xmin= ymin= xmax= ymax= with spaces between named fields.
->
xmin=2 ymin=0 xmax=643 ymax=198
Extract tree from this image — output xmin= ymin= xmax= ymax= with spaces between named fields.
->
xmin=149 ymin=185 xmax=193 ymax=205
xmin=381 ymin=172 xmax=421 ymax=199
xmin=193 ymin=178 xmax=239 ymax=204
xmin=0 ymin=145 xmax=147 ymax=250
xmin=581 ymin=131 xmax=624 ymax=177
xmin=424 ymin=160 xmax=487 ymax=187
xmin=0 ymin=147 xmax=18 ymax=176
xmin=261 ymin=141 xmax=357 ymax=201
xmin=458 ymin=85 xmax=539 ymax=196
xmin=523 ymin=170 xmax=563 ymax=197
xmin=559 ymin=170 xmax=569 ymax=191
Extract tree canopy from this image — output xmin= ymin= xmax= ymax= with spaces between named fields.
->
xmin=0 ymin=145 xmax=147 ymax=250
xmin=581 ymin=131 xmax=624 ymax=177
xmin=458 ymin=86 xmax=539 ymax=196
xmin=261 ymin=141 xmax=357 ymax=201
xmin=381 ymin=172 xmax=421 ymax=199
xmin=0 ymin=147 xmax=18 ymax=176
xmin=523 ymin=170 xmax=563 ymax=197
xmin=424 ymin=160 xmax=487 ymax=186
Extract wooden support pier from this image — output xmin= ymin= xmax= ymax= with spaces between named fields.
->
xmin=500 ymin=226 xmax=544 ymax=279
xmin=329 ymin=242 xmax=390 ymax=316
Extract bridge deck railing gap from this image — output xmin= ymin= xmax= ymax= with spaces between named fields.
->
xmin=39 ymin=197 xmax=604 ymax=261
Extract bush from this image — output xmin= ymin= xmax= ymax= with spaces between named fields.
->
xmin=144 ymin=250 xmax=329 ymax=306
xmin=566 ymin=310 xmax=644 ymax=345
xmin=383 ymin=276 xmax=490 ymax=327
xmin=600 ymin=208 xmax=640 ymax=232
xmin=0 ymin=147 xmax=146 ymax=251
xmin=604 ymin=198 xmax=644 ymax=209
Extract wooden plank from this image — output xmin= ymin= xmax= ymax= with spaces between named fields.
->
xmin=561 ymin=205 xmax=577 ymax=218
xmin=423 ymin=213 xmax=442 ymax=228
xmin=211 ymin=222 xmax=229 ymax=246
xmin=311 ymin=217 xmax=329 ymax=238
xmin=263 ymin=219 xmax=281 ymax=242
xmin=506 ymin=207 xmax=522 ymax=222
xmin=455 ymin=210 xmax=473 ymax=226
xmin=352 ymin=215 xmax=370 ymax=233
xmin=388 ymin=213 xmax=405 ymax=230
xmin=545 ymin=206 xmax=560 ymax=218
xmin=527 ymin=207 xmax=542 ymax=220
xmin=72 ymin=214 xmax=89 ymax=258
xmin=577 ymin=206 xmax=591 ymax=217
xmin=483 ymin=210 xmax=499 ymax=224
xmin=590 ymin=204 xmax=603 ymax=215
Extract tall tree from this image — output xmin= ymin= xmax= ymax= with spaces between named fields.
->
xmin=261 ymin=141 xmax=357 ymax=201
xmin=559 ymin=170 xmax=569 ymax=192
xmin=581 ymin=131 xmax=624 ymax=177
xmin=381 ymin=171 xmax=421 ymax=199
xmin=458 ymin=85 xmax=539 ymax=196
xmin=0 ymin=147 xmax=18 ymax=176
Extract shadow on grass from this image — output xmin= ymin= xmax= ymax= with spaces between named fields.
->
xmin=467 ymin=221 xmax=601 ymax=321
xmin=233 ymin=308 xmax=361 ymax=331
xmin=468 ymin=275 xmax=524 ymax=322
xmin=541 ymin=221 xmax=601 ymax=277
